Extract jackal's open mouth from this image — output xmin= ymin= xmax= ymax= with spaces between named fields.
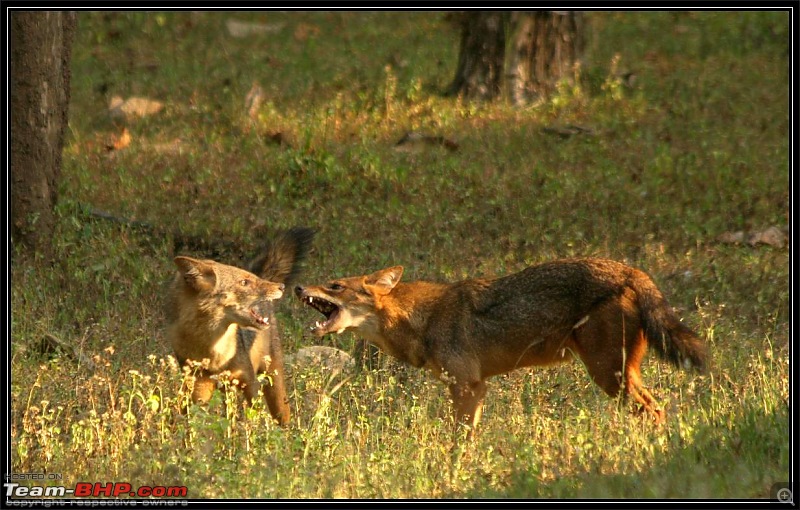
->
xmin=301 ymin=295 xmax=340 ymax=334
xmin=249 ymin=308 xmax=270 ymax=327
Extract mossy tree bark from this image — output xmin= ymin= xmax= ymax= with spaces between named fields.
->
xmin=446 ymin=11 xmax=584 ymax=105
xmin=445 ymin=11 xmax=508 ymax=101
xmin=11 ymin=11 xmax=77 ymax=260
xmin=507 ymin=11 xmax=585 ymax=105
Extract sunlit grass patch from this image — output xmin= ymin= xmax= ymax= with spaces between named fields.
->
xmin=11 ymin=10 xmax=789 ymax=500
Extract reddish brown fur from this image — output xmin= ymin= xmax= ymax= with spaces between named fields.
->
xmin=296 ymin=258 xmax=707 ymax=438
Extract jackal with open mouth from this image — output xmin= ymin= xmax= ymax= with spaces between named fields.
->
xmin=295 ymin=257 xmax=707 ymax=438
xmin=167 ymin=227 xmax=314 ymax=425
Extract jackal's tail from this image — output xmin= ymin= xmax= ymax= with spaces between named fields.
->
xmin=248 ymin=227 xmax=315 ymax=287
xmin=630 ymin=270 xmax=709 ymax=374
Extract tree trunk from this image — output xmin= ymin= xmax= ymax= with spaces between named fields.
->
xmin=445 ymin=12 xmax=507 ymax=101
xmin=11 ymin=11 xmax=77 ymax=259
xmin=507 ymin=11 xmax=585 ymax=105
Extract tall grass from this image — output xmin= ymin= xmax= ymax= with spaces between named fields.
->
xmin=10 ymin=11 xmax=789 ymax=500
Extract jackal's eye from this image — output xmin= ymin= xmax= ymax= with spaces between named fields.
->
xmin=329 ymin=282 xmax=344 ymax=291
xmin=240 ymin=279 xmax=251 ymax=287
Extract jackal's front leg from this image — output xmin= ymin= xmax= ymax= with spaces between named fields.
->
xmin=449 ymin=380 xmax=487 ymax=440
xmin=262 ymin=340 xmax=291 ymax=426
xmin=262 ymin=367 xmax=290 ymax=426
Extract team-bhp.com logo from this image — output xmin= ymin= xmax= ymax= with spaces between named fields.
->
xmin=5 ymin=481 xmax=187 ymax=498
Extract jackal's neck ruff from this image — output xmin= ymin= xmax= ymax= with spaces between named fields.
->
xmin=362 ymin=281 xmax=449 ymax=368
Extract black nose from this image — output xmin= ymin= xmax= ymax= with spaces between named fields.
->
xmin=294 ymin=286 xmax=304 ymax=295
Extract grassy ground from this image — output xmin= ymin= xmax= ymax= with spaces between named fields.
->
xmin=10 ymin=11 xmax=790 ymax=500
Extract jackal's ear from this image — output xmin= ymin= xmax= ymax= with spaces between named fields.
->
xmin=365 ymin=266 xmax=403 ymax=295
xmin=174 ymin=256 xmax=216 ymax=292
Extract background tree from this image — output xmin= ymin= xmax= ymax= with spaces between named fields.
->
xmin=11 ymin=11 xmax=77 ymax=260
xmin=446 ymin=10 xmax=585 ymax=105
xmin=507 ymin=11 xmax=585 ymax=105
xmin=445 ymin=11 xmax=507 ymax=101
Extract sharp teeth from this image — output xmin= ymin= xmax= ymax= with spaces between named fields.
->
xmin=308 ymin=297 xmax=314 ymax=304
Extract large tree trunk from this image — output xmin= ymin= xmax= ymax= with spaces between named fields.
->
xmin=445 ymin=11 xmax=507 ymax=101
xmin=11 ymin=11 xmax=77 ymax=259
xmin=507 ymin=11 xmax=585 ymax=105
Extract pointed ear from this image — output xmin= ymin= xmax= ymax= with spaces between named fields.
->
xmin=365 ymin=266 xmax=403 ymax=295
xmin=174 ymin=256 xmax=216 ymax=292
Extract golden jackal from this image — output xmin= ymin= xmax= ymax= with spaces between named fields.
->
xmin=167 ymin=227 xmax=314 ymax=425
xmin=295 ymin=258 xmax=707 ymax=437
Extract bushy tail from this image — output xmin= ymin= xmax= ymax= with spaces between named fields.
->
xmin=248 ymin=227 xmax=315 ymax=287
xmin=630 ymin=271 xmax=709 ymax=373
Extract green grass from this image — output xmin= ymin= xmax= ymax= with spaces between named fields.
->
xmin=11 ymin=11 xmax=790 ymax=500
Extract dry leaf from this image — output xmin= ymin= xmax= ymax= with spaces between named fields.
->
xmin=245 ymin=82 xmax=265 ymax=120
xmin=109 ymin=95 xmax=164 ymax=122
xmin=394 ymin=131 xmax=459 ymax=152
xmin=717 ymin=226 xmax=787 ymax=249
xmin=717 ymin=231 xmax=745 ymax=244
xmin=542 ymin=124 xmax=597 ymax=138
xmin=149 ymin=138 xmax=184 ymax=155
xmin=747 ymin=226 xmax=787 ymax=248
xmin=106 ymin=127 xmax=131 ymax=151
xmin=294 ymin=23 xmax=320 ymax=42
xmin=264 ymin=131 xmax=290 ymax=147
xmin=226 ymin=19 xmax=285 ymax=38
xmin=39 ymin=334 xmax=96 ymax=369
